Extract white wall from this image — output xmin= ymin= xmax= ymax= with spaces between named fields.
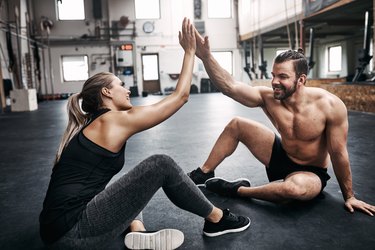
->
xmin=238 ymin=0 xmax=303 ymax=39
xmin=17 ymin=0 xmax=242 ymax=95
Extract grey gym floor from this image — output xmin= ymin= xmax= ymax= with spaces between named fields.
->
xmin=1 ymin=93 xmax=374 ymax=250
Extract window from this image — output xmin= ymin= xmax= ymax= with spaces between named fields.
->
xmin=208 ymin=0 xmax=231 ymax=18
xmin=328 ymin=45 xmax=342 ymax=72
xmin=212 ymin=51 xmax=233 ymax=75
xmin=142 ymin=54 xmax=159 ymax=80
xmin=369 ymin=39 xmax=373 ymax=72
xmin=135 ymin=0 xmax=160 ymax=19
xmin=57 ymin=0 xmax=85 ymax=20
xmin=62 ymin=55 xmax=89 ymax=82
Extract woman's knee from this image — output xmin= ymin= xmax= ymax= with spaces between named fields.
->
xmin=146 ymin=154 xmax=181 ymax=173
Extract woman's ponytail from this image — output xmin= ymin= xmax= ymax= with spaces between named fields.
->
xmin=54 ymin=93 xmax=88 ymax=165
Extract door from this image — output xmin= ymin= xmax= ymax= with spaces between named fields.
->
xmin=141 ymin=53 xmax=160 ymax=94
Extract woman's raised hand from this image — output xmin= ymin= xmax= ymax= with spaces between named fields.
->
xmin=179 ymin=17 xmax=196 ymax=53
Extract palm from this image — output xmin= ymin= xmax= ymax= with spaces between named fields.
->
xmin=194 ymin=30 xmax=209 ymax=59
xmin=179 ymin=18 xmax=196 ymax=52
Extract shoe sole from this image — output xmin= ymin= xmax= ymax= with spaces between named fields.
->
xmin=124 ymin=229 xmax=184 ymax=250
xmin=203 ymin=217 xmax=251 ymax=237
xmin=204 ymin=177 xmax=251 ymax=187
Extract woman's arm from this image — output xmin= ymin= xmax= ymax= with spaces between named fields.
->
xmin=121 ymin=18 xmax=196 ymax=136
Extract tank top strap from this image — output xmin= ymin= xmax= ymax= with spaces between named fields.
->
xmin=85 ymin=108 xmax=111 ymax=127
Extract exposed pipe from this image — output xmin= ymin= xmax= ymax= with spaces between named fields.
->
xmin=47 ymin=30 xmax=54 ymax=96
xmin=14 ymin=5 xmax=23 ymax=89
xmin=294 ymin=0 xmax=299 ymax=48
xmin=25 ymin=12 xmax=34 ymax=89
xmin=284 ymin=0 xmax=292 ymax=49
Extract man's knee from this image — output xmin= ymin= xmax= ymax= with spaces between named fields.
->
xmin=282 ymin=182 xmax=308 ymax=200
xmin=225 ymin=117 xmax=249 ymax=134
xmin=283 ymin=174 xmax=321 ymax=201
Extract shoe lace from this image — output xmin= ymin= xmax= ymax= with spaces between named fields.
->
xmin=188 ymin=169 xmax=197 ymax=177
xmin=224 ymin=209 xmax=238 ymax=222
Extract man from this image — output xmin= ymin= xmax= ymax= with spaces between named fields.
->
xmin=188 ymin=31 xmax=375 ymax=216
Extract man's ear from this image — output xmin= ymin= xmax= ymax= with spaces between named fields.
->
xmin=298 ymin=74 xmax=307 ymax=85
xmin=101 ymin=87 xmax=112 ymax=98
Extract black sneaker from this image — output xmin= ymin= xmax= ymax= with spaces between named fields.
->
xmin=187 ymin=167 xmax=214 ymax=186
xmin=205 ymin=177 xmax=251 ymax=197
xmin=124 ymin=229 xmax=184 ymax=250
xmin=203 ymin=209 xmax=251 ymax=237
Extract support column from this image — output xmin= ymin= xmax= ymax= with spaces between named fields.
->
xmin=0 ymin=59 xmax=5 ymax=112
xmin=373 ymin=0 xmax=375 ymax=72
xmin=299 ymin=20 xmax=305 ymax=52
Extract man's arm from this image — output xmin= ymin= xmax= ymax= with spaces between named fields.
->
xmin=194 ymin=29 xmax=266 ymax=108
xmin=326 ymin=97 xmax=375 ymax=216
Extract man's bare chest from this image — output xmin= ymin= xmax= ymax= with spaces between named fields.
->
xmin=271 ymin=111 xmax=326 ymax=141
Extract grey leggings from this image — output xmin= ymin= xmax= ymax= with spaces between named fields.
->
xmin=51 ymin=154 xmax=213 ymax=249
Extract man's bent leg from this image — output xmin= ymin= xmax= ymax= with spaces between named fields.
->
xmin=202 ymin=117 xmax=275 ymax=173
xmin=237 ymin=171 xmax=322 ymax=202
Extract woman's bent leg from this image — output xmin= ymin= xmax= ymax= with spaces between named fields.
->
xmin=53 ymin=154 xmax=213 ymax=249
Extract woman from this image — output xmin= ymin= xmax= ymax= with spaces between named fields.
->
xmin=39 ymin=18 xmax=250 ymax=250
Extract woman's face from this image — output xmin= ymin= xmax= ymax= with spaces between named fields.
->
xmin=108 ymin=77 xmax=132 ymax=110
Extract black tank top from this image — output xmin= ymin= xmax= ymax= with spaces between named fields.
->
xmin=39 ymin=109 xmax=126 ymax=244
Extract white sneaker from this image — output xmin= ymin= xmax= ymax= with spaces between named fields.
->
xmin=124 ymin=228 xmax=184 ymax=250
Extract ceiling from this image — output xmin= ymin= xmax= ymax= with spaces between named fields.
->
xmin=258 ymin=0 xmax=373 ymax=49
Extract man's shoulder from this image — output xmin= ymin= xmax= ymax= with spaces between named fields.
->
xmin=306 ymin=87 xmax=347 ymax=116
xmin=306 ymin=86 xmax=341 ymax=103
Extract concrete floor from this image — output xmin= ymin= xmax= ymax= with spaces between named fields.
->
xmin=0 ymin=93 xmax=374 ymax=250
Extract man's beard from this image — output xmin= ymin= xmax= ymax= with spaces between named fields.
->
xmin=273 ymin=80 xmax=297 ymax=100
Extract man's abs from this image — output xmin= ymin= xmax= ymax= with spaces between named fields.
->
xmin=281 ymin=136 xmax=330 ymax=168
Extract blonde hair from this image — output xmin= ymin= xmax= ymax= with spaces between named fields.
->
xmin=54 ymin=72 xmax=115 ymax=164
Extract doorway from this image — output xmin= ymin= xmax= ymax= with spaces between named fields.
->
xmin=141 ymin=53 xmax=160 ymax=94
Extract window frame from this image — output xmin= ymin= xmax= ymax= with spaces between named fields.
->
xmin=141 ymin=54 xmax=160 ymax=81
xmin=327 ymin=45 xmax=342 ymax=73
xmin=61 ymin=55 xmax=89 ymax=82
xmin=135 ymin=0 xmax=161 ymax=19
xmin=57 ymin=0 xmax=85 ymax=21
xmin=208 ymin=0 xmax=232 ymax=19
xmin=212 ymin=51 xmax=233 ymax=75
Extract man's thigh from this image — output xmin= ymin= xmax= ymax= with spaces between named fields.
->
xmin=235 ymin=117 xmax=275 ymax=166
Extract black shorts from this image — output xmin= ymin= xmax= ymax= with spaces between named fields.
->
xmin=266 ymin=135 xmax=331 ymax=192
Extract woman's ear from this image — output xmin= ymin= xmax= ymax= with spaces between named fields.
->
xmin=101 ymin=87 xmax=112 ymax=98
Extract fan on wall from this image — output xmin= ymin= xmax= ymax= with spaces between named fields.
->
xmin=40 ymin=16 xmax=54 ymax=34
xmin=118 ymin=16 xmax=130 ymax=29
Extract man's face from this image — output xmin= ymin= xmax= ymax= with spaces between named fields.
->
xmin=271 ymin=61 xmax=298 ymax=100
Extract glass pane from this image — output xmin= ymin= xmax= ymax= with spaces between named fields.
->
xmin=142 ymin=55 xmax=159 ymax=80
xmin=57 ymin=0 xmax=85 ymax=20
xmin=212 ymin=51 xmax=232 ymax=75
xmin=62 ymin=56 xmax=88 ymax=81
xmin=328 ymin=46 xmax=342 ymax=72
xmin=208 ymin=0 xmax=231 ymax=18
xmin=369 ymin=39 xmax=373 ymax=72
xmin=135 ymin=0 xmax=160 ymax=19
